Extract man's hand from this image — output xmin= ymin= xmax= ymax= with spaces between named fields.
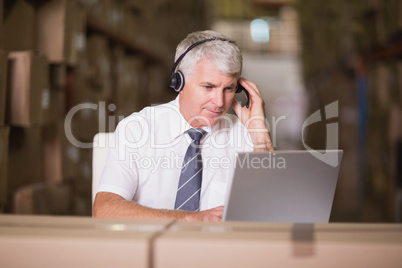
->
xmin=231 ymin=78 xmax=274 ymax=151
xmin=182 ymin=206 xmax=224 ymax=222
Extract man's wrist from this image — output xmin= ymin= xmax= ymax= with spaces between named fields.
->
xmin=253 ymin=142 xmax=274 ymax=151
xmin=250 ymin=132 xmax=274 ymax=151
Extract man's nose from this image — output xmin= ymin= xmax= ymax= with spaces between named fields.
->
xmin=212 ymin=90 xmax=224 ymax=107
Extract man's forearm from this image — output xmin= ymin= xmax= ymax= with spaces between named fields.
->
xmin=93 ymin=192 xmax=190 ymax=220
xmin=250 ymin=132 xmax=274 ymax=151
xmin=247 ymin=125 xmax=274 ymax=151
xmin=93 ymin=192 xmax=223 ymax=221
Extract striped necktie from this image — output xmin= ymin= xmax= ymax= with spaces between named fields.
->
xmin=174 ymin=128 xmax=206 ymax=211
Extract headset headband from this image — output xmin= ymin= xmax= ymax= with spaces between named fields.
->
xmin=171 ymin=38 xmax=236 ymax=76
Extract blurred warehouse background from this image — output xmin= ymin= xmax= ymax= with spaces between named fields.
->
xmin=0 ymin=0 xmax=401 ymax=222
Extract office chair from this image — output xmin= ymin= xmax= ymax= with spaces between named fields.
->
xmin=92 ymin=132 xmax=113 ymax=205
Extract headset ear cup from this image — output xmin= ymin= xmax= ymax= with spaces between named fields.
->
xmin=169 ymin=73 xmax=177 ymax=90
xmin=170 ymin=71 xmax=185 ymax=92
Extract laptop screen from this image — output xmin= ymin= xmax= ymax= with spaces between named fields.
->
xmin=222 ymin=150 xmax=343 ymax=223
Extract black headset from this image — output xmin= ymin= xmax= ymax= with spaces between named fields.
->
xmin=169 ymin=38 xmax=250 ymax=108
xmin=169 ymin=38 xmax=237 ymax=93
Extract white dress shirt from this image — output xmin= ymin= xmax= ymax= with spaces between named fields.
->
xmin=97 ymin=95 xmax=253 ymax=210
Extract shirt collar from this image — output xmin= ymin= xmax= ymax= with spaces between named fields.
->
xmin=170 ymin=94 xmax=215 ymax=140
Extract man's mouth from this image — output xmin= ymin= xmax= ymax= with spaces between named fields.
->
xmin=206 ymin=109 xmax=223 ymax=115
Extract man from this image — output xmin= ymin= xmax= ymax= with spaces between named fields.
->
xmin=93 ymin=30 xmax=274 ymax=221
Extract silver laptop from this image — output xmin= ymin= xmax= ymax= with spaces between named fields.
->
xmin=222 ymin=150 xmax=343 ymax=223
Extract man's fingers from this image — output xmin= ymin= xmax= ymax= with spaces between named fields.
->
xmin=239 ymin=78 xmax=261 ymax=97
xmin=207 ymin=215 xmax=222 ymax=222
xmin=202 ymin=206 xmax=224 ymax=222
xmin=231 ymin=98 xmax=242 ymax=114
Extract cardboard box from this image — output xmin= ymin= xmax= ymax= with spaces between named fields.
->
xmin=42 ymin=123 xmax=63 ymax=183
xmin=3 ymin=0 xmax=36 ymax=51
xmin=0 ymin=51 xmax=7 ymax=125
xmin=13 ymin=182 xmax=72 ymax=214
xmin=0 ymin=127 xmax=10 ymax=206
xmin=0 ymin=0 xmax=3 ymax=49
xmin=62 ymin=138 xmax=93 ymax=182
xmin=69 ymin=43 xmax=113 ymax=142
xmin=154 ymin=223 xmax=402 ymax=268
xmin=7 ymin=51 xmax=50 ymax=127
xmin=114 ymin=52 xmax=143 ymax=117
xmin=80 ymin=0 xmax=104 ymax=25
xmin=67 ymin=101 xmax=102 ymax=143
xmin=0 ymin=216 xmax=174 ymax=268
xmin=49 ymin=64 xmax=67 ymax=91
xmin=46 ymin=64 xmax=66 ymax=124
xmin=0 ymin=215 xmax=173 ymax=267
xmin=146 ymin=64 xmax=167 ymax=106
xmin=0 ymin=214 xmax=174 ymax=230
xmin=45 ymin=89 xmax=66 ymax=124
xmin=0 ymin=226 xmax=156 ymax=268
xmin=85 ymin=35 xmax=112 ymax=100
xmin=7 ymin=127 xmax=43 ymax=211
xmin=37 ymin=0 xmax=86 ymax=65
xmin=61 ymin=136 xmax=94 ymax=215
xmin=71 ymin=38 xmax=112 ymax=106
xmin=168 ymin=221 xmax=402 ymax=233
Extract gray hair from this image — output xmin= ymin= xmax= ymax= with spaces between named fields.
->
xmin=174 ymin=30 xmax=242 ymax=81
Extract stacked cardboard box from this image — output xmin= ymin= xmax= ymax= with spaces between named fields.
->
xmin=5 ymin=50 xmax=53 ymax=212
xmin=361 ymin=62 xmax=401 ymax=222
xmin=146 ymin=65 xmax=171 ymax=106
xmin=154 ymin=222 xmax=402 ymax=268
xmin=0 ymin=216 xmax=401 ymax=267
xmin=85 ymin=36 xmax=112 ymax=101
xmin=0 ymin=51 xmax=7 ymax=125
xmin=3 ymin=0 xmax=36 ymax=51
xmin=0 ymin=0 xmax=3 ymax=49
xmin=37 ymin=0 xmax=86 ymax=65
xmin=102 ymin=0 xmax=126 ymax=36
xmin=113 ymin=48 xmax=143 ymax=117
xmin=297 ymin=0 xmax=402 ymax=222
xmin=3 ymin=6 xmax=65 ymax=212
xmin=7 ymin=51 xmax=50 ymax=127
xmin=0 ymin=49 xmax=8 ymax=212
xmin=2 ymin=0 xmax=211 ymax=216
xmin=11 ymin=120 xmax=87 ymax=215
xmin=64 ymin=34 xmax=114 ymax=214
xmin=0 ymin=127 xmax=10 ymax=212
xmin=13 ymin=181 xmax=72 ymax=215
xmin=6 ymin=127 xmax=43 ymax=212
xmin=42 ymin=123 xmax=64 ymax=184
xmin=0 ymin=2 xmax=8 ymax=212
xmin=40 ymin=64 xmax=66 ymax=185
xmin=80 ymin=0 xmax=138 ymax=43
xmin=69 ymin=35 xmax=112 ymax=143
xmin=216 ymin=0 xmax=253 ymax=19
xmin=62 ymin=138 xmax=93 ymax=215
xmin=0 ymin=216 xmax=173 ymax=268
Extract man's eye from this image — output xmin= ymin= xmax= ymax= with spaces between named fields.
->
xmin=225 ymin=87 xmax=235 ymax=92
xmin=204 ymin=85 xmax=212 ymax=89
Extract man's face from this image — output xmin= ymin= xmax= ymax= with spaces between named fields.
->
xmin=179 ymin=59 xmax=238 ymax=128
